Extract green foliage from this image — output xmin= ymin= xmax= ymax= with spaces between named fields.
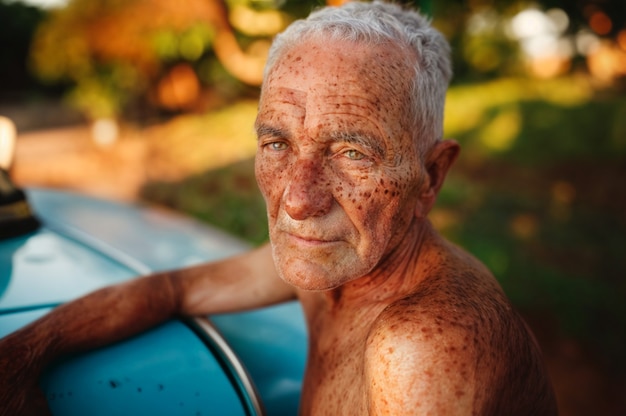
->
xmin=152 ymin=24 xmax=216 ymax=62
xmin=143 ymin=159 xmax=268 ymax=245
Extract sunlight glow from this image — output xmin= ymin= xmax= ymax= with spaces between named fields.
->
xmin=509 ymin=7 xmax=572 ymax=59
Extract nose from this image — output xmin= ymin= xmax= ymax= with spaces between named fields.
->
xmin=283 ymin=158 xmax=333 ymax=220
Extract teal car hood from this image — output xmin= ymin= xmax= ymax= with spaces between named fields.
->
xmin=0 ymin=228 xmax=136 ymax=315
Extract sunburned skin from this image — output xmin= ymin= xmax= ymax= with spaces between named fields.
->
xmin=254 ymin=37 xmax=557 ymax=415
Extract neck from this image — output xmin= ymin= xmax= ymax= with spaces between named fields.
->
xmin=323 ymin=218 xmax=434 ymax=310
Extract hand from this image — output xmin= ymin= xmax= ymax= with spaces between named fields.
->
xmin=0 ymin=336 xmax=52 ymax=416
xmin=0 ymin=382 xmax=51 ymax=416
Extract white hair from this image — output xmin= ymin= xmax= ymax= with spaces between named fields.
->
xmin=263 ymin=0 xmax=452 ymax=155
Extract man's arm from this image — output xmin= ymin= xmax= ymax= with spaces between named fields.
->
xmin=0 ymin=243 xmax=293 ymax=415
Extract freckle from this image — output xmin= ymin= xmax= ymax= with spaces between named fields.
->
xmin=455 ymin=390 xmax=465 ymax=398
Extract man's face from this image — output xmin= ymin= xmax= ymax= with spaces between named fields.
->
xmin=255 ymin=38 xmax=425 ymax=290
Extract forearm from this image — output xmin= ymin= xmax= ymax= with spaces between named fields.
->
xmin=1 ymin=272 xmax=180 ymax=371
xmin=178 ymin=243 xmax=297 ymax=315
xmin=0 ymin=243 xmax=294 ymax=375
xmin=0 ymin=272 xmax=180 ymax=415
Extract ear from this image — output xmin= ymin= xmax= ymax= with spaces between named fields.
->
xmin=415 ymin=139 xmax=460 ymax=218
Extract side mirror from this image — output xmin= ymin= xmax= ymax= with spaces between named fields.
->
xmin=0 ymin=116 xmax=16 ymax=171
xmin=0 ymin=116 xmax=40 ymax=240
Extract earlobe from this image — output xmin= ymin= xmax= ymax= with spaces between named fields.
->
xmin=415 ymin=139 xmax=460 ymax=218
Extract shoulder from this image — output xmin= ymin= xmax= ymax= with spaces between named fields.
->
xmin=364 ymin=299 xmax=479 ymax=415
xmin=363 ymin=235 xmax=558 ymax=415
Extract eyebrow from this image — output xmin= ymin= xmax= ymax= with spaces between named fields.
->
xmin=255 ymin=123 xmax=287 ymax=140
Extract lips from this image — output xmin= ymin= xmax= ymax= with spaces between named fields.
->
xmin=282 ymin=230 xmax=339 ymax=245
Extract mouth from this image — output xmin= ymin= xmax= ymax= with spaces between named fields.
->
xmin=281 ymin=231 xmax=341 ymax=247
xmin=286 ymin=232 xmax=337 ymax=245
xmin=273 ymin=213 xmax=353 ymax=248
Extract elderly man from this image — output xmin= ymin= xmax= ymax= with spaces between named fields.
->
xmin=1 ymin=1 xmax=557 ymax=414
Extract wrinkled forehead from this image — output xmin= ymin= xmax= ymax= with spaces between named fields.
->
xmin=260 ymin=37 xmax=414 ymax=119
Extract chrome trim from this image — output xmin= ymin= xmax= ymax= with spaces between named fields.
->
xmin=187 ymin=316 xmax=266 ymax=416
xmin=43 ymin=217 xmax=265 ymax=414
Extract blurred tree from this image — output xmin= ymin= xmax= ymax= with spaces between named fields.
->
xmin=28 ymin=0 xmax=308 ymax=119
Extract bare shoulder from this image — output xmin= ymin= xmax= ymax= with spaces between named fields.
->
xmin=364 ymin=236 xmax=558 ymax=415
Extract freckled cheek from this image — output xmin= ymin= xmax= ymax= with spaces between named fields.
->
xmin=358 ymin=183 xmax=413 ymax=234
xmin=255 ymin=158 xmax=284 ymax=215
xmin=336 ymin=181 xmax=392 ymax=229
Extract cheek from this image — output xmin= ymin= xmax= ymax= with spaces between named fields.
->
xmin=255 ymin=156 xmax=282 ymax=212
xmin=361 ymin=176 xmax=418 ymax=234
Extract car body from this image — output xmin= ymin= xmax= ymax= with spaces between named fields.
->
xmin=0 ymin=187 xmax=307 ymax=416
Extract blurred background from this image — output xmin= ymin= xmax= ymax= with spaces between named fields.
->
xmin=1 ymin=0 xmax=624 ymax=414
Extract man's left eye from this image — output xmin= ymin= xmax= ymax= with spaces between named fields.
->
xmin=344 ymin=149 xmax=365 ymax=160
xmin=269 ymin=142 xmax=288 ymax=151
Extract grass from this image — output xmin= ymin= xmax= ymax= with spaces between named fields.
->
xmin=140 ymin=76 xmax=626 ymax=379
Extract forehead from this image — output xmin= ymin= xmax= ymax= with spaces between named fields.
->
xmin=258 ymin=37 xmax=413 ymax=136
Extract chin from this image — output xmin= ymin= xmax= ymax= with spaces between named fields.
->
xmin=275 ymin=258 xmax=365 ymax=292
xmin=278 ymin=268 xmax=339 ymax=291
